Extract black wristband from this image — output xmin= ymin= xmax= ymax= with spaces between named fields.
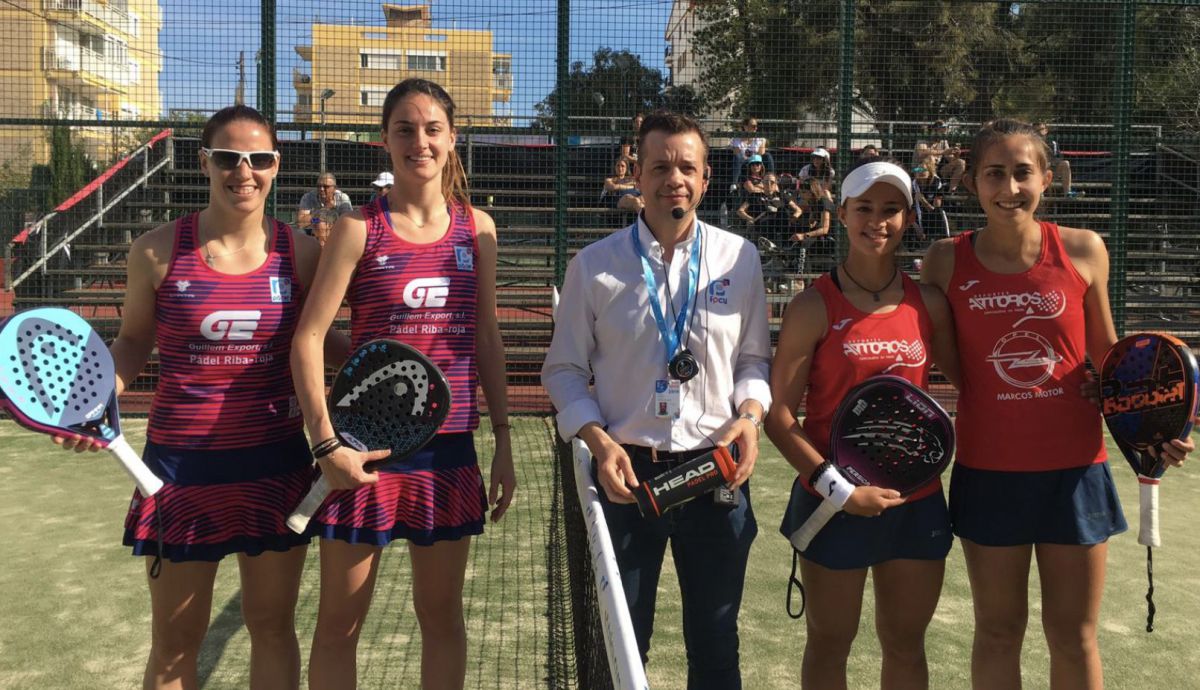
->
xmin=311 ymin=437 xmax=342 ymax=458
xmin=808 ymin=460 xmax=833 ymax=489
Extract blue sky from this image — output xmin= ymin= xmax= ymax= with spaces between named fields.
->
xmin=157 ymin=0 xmax=673 ymax=122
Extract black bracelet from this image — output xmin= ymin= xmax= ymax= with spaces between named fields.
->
xmin=311 ymin=437 xmax=341 ymax=458
xmin=808 ymin=460 xmax=833 ymax=489
xmin=313 ymin=440 xmax=342 ymax=460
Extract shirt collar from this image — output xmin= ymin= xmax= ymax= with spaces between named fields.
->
xmin=636 ymin=214 xmax=699 ymax=256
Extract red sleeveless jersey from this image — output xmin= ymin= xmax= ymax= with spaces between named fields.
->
xmin=946 ymin=222 xmax=1104 ymax=471
xmin=149 ymin=213 xmax=304 ymax=449
xmin=802 ymin=272 xmax=939 ymax=501
xmin=347 ymin=198 xmax=480 ymax=434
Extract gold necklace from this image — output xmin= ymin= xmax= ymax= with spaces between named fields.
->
xmin=841 ymin=263 xmax=898 ymax=302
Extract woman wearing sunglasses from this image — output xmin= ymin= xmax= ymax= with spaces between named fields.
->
xmin=55 ymin=105 xmax=346 ymax=689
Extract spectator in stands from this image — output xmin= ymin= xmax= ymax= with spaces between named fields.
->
xmin=620 ymin=113 xmax=644 ymax=166
xmin=916 ymin=120 xmax=952 ymax=166
xmin=739 ymin=173 xmax=802 ymax=231
xmin=912 ymin=165 xmax=949 ymax=246
xmin=369 ymin=171 xmax=393 ymax=202
xmin=297 ymin=172 xmax=353 ymax=227
xmin=936 ymin=145 xmax=966 ymax=193
xmin=603 ymin=157 xmax=644 ymax=213
xmin=310 ymin=208 xmax=336 ymax=248
xmin=543 ymin=110 xmax=770 ymax=689
xmin=799 ymin=148 xmax=836 ymax=207
xmin=728 ymin=116 xmax=775 ymax=192
xmin=793 ymin=165 xmax=835 ymax=275
xmin=857 ymin=144 xmax=880 ymax=163
xmin=741 ymin=154 xmax=768 ymax=195
xmin=1036 ymin=122 xmax=1081 ymax=197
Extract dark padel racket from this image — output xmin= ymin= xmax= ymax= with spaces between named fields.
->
xmin=0 ymin=307 xmax=163 ymax=496
xmin=1099 ymin=332 xmax=1199 ymax=631
xmin=287 ymin=339 xmax=451 ymax=533
xmin=788 ymin=375 xmax=954 ymax=551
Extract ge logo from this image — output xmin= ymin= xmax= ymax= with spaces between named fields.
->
xmin=403 ymin=277 xmax=451 ymax=309
xmin=200 ymin=310 xmax=262 ymax=341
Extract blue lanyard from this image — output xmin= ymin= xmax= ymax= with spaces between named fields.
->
xmin=631 ymin=222 xmax=703 ymax=366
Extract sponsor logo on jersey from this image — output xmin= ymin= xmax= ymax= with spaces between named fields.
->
xmin=832 ymin=318 xmax=854 ymax=331
xmin=454 ymin=245 xmax=474 ymax=272
xmin=708 ymin=278 xmax=731 ymax=304
xmin=986 ymin=330 xmax=1064 ymax=389
xmin=402 ymin=277 xmax=451 ymax=309
xmin=958 ymin=279 xmax=982 ymax=291
xmin=200 ymin=310 xmax=262 ymax=341
xmin=375 ymin=255 xmax=390 ymax=267
xmin=842 ymin=338 xmax=927 ymax=371
xmin=269 ymin=276 xmax=292 ymax=303
xmin=175 ymin=280 xmax=191 ymax=293
xmin=968 ymin=289 xmax=1066 ymax=327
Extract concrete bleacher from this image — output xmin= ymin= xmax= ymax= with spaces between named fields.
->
xmin=10 ymin=135 xmax=1199 ymax=409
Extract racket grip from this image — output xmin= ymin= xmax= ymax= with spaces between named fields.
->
xmin=788 ymin=499 xmax=840 ymax=552
xmin=287 ymin=474 xmax=332 ymax=534
xmin=106 ymin=434 xmax=164 ymax=497
xmin=1137 ymin=476 xmax=1161 ymax=548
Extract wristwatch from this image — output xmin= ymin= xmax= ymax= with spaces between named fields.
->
xmin=738 ymin=411 xmax=762 ymax=431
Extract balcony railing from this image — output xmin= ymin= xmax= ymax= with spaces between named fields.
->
xmin=44 ymin=101 xmax=102 ymax=121
xmin=43 ymin=45 xmax=139 ymax=87
xmin=44 ymin=0 xmax=140 ymax=37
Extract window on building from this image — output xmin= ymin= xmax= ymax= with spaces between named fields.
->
xmin=407 ymin=54 xmax=446 ymax=71
xmin=360 ymin=89 xmax=388 ymax=107
xmin=360 ymin=52 xmax=403 ymax=70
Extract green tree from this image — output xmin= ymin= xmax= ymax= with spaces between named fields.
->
xmin=534 ymin=48 xmax=700 ymax=133
xmin=46 ymin=126 xmax=96 ymax=210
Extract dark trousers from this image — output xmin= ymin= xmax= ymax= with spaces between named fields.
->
xmin=596 ymin=451 xmax=757 ymax=689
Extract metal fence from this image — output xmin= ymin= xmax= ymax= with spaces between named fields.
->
xmin=1 ymin=0 xmax=1199 ymax=370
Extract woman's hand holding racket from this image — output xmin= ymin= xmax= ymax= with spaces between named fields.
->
xmin=315 ymin=445 xmax=392 ymax=490
xmin=841 ymin=485 xmax=905 ymax=517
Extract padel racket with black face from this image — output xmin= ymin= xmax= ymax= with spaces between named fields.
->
xmin=788 ymin=375 xmax=954 ymax=552
xmin=1100 ymin=332 xmax=1198 ymax=548
xmin=0 ymin=307 xmax=163 ymax=496
xmin=287 ymin=339 xmax=451 ymax=533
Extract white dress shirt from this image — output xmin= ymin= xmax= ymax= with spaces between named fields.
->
xmin=541 ymin=216 xmax=772 ymax=450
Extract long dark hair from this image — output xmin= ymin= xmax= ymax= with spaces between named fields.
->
xmin=202 ymin=105 xmax=278 ymax=149
xmin=380 ymin=78 xmax=469 ymax=208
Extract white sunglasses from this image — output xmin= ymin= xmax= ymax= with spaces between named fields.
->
xmin=201 ymin=148 xmax=279 ymax=171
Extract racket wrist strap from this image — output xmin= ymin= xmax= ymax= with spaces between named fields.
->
xmin=811 ymin=462 xmax=855 ymax=510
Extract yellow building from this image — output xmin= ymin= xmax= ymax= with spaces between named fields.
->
xmin=293 ymin=4 xmax=513 ymax=137
xmin=0 ymin=0 xmax=162 ymax=172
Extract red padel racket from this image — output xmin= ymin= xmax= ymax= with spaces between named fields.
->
xmin=788 ymin=375 xmax=954 ymax=551
xmin=1100 ymin=332 xmax=1199 ymax=631
xmin=287 ymin=339 xmax=450 ymax=533
xmin=0 ymin=307 xmax=163 ymax=496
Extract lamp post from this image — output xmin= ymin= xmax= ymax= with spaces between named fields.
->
xmin=319 ymin=88 xmax=335 ymax=173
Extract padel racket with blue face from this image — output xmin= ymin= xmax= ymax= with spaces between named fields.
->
xmin=1100 ymin=332 xmax=1198 ymax=548
xmin=0 ymin=307 xmax=163 ymax=496
xmin=287 ymin=339 xmax=451 ymax=533
xmin=788 ymin=375 xmax=954 ymax=552
xmin=1100 ymin=332 xmax=1198 ymax=632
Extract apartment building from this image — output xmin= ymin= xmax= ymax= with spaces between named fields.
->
xmin=293 ymin=3 xmax=513 ymax=137
xmin=0 ymin=0 xmax=162 ymax=169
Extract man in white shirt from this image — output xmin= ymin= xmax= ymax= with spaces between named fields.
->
xmin=296 ymin=172 xmax=353 ymax=227
xmin=542 ymin=111 xmax=771 ymax=689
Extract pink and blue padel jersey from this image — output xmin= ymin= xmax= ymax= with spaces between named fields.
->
xmin=148 ymin=213 xmax=304 ymax=449
xmin=347 ymin=197 xmax=480 ymax=434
